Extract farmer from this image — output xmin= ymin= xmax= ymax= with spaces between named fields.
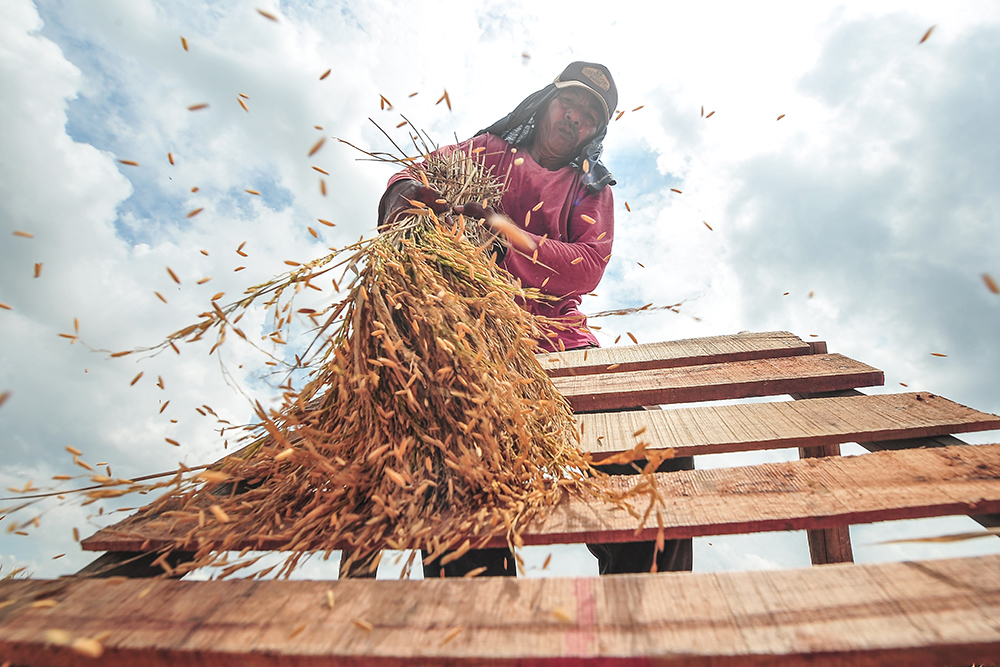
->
xmin=363 ymin=62 xmax=693 ymax=579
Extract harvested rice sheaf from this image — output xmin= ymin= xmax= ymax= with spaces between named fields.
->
xmin=101 ymin=145 xmax=647 ymax=579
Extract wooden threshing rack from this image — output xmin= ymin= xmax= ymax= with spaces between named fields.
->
xmin=2 ymin=331 xmax=999 ymax=664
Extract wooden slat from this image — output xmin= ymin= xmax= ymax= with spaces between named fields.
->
xmin=792 ymin=389 xmax=1000 ymax=534
xmin=556 ymin=353 xmax=884 ymax=412
xmin=537 ymin=330 xmax=813 ymax=378
xmin=528 ymin=443 xmax=1000 ymax=546
xmin=575 ymin=392 xmax=999 ymax=461
xmin=2 ymin=554 xmax=999 ymax=666
xmin=81 ymin=444 xmax=1000 ymax=552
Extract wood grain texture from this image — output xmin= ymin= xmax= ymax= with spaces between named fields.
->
xmin=81 ymin=444 xmax=1000 ymax=552
xmin=537 ymin=331 xmax=812 ymax=378
xmin=557 ymin=353 xmax=884 ymax=412
xmin=576 ymin=392 xmax=999 ymax=460
xmin=2 ymin=554 xmax=999 ymax=666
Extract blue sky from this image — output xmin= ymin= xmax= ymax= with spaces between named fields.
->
xmin=2 ymin=0 xmax=999 ymax=580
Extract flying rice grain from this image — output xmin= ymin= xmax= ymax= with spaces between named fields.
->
xmin=187 ymin=103 xmax=209 ymax=111
xmin=440 ymin=626 xmax=463 ymax=645
xmin=320 ymin=69 xmax=331 ymax=80
xmin=551 ymin=606 xmax=573 ymax=623
xmin=308 ymin=138 xmax=326 ymax=157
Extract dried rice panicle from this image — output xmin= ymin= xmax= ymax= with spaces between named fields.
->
xmin=64 ymin=141 xmax=644 ymax=580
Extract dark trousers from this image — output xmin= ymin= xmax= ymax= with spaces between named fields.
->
xmin=586 ymin=456 xmax=695 ymax=574
xmin=422 ymin=547 xmax=516 ymax=578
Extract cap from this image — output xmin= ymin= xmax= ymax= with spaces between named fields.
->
xmin=553 ymin=62 xmax=617 ymax=123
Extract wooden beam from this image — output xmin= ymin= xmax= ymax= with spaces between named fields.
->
xmin=576 ymin=392 xmax=1000 ymax=461
xmin=2 ymin=554 xmax=999 ymax=665
xmin=81 ymin=444 xmax=1000 ymax=552
xmin=787 ymin=390 xmax=853 ymax=565
xmin=537 ymin=331 xmax=812 ymax=378
xmin=557 ymin=353 xmax=884 ymax=413
xmin=797 ymin=443 xmax=854 ymax=565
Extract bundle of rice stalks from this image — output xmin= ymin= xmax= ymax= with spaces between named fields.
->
xmin=126 ymin=141 xmax=641 ymax=579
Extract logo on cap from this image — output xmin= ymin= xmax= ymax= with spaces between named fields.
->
xmin=581 ymin=67 xmax=611 ymax=92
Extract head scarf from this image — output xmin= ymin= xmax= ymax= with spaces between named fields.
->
xmin=475 ymin=84 xmax=616 ymax=194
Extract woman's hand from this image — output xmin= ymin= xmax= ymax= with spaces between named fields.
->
xmin=379 ymin=180 xmax=450 ymax=229
xmin=454 ymin=203 xmax=536 ymax=253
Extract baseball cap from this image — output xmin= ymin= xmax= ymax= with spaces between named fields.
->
xmin=553 ymin=62 xmax=617 ymax=123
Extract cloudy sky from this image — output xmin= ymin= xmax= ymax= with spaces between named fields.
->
xmin=2 ymin=0 xmax=999 ymax=581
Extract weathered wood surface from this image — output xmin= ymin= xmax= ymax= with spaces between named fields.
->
xmin=82 ymin=444 xmax=1000 ymax=552
xmin=3 ymin=554 xmax=999 ymax=666
xmin=537 ymin=331 xmax=813 ymax=378
xmin=575 ymin=392 xmax=1000 ymax=461
xmin=556 ymin=353 xmax=884 ymax=412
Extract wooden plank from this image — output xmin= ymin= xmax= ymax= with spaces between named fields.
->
xmin=81 ymin=444 xmax=1000 ymax=552
xmin=537 ymin=330 xmax=812 ymax=378
xmin=575 ymin=392 xmax=1000 ymax=461
xmin=794 ymin=389 xmax=1000 ymax=534
xmin=527 ymin=443 xmax=1000 ymax=546
xmin=557 ymin=353 xmax=884 ymax=412
xmin=2 ymin=554 xmax=999 ymax=666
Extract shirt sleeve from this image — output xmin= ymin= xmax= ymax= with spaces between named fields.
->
xmin=501 ymin=186 xmax=614 ymax=298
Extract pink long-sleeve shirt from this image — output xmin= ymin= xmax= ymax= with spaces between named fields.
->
xmin=386 ymin=133 xmax=614 ymax=352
